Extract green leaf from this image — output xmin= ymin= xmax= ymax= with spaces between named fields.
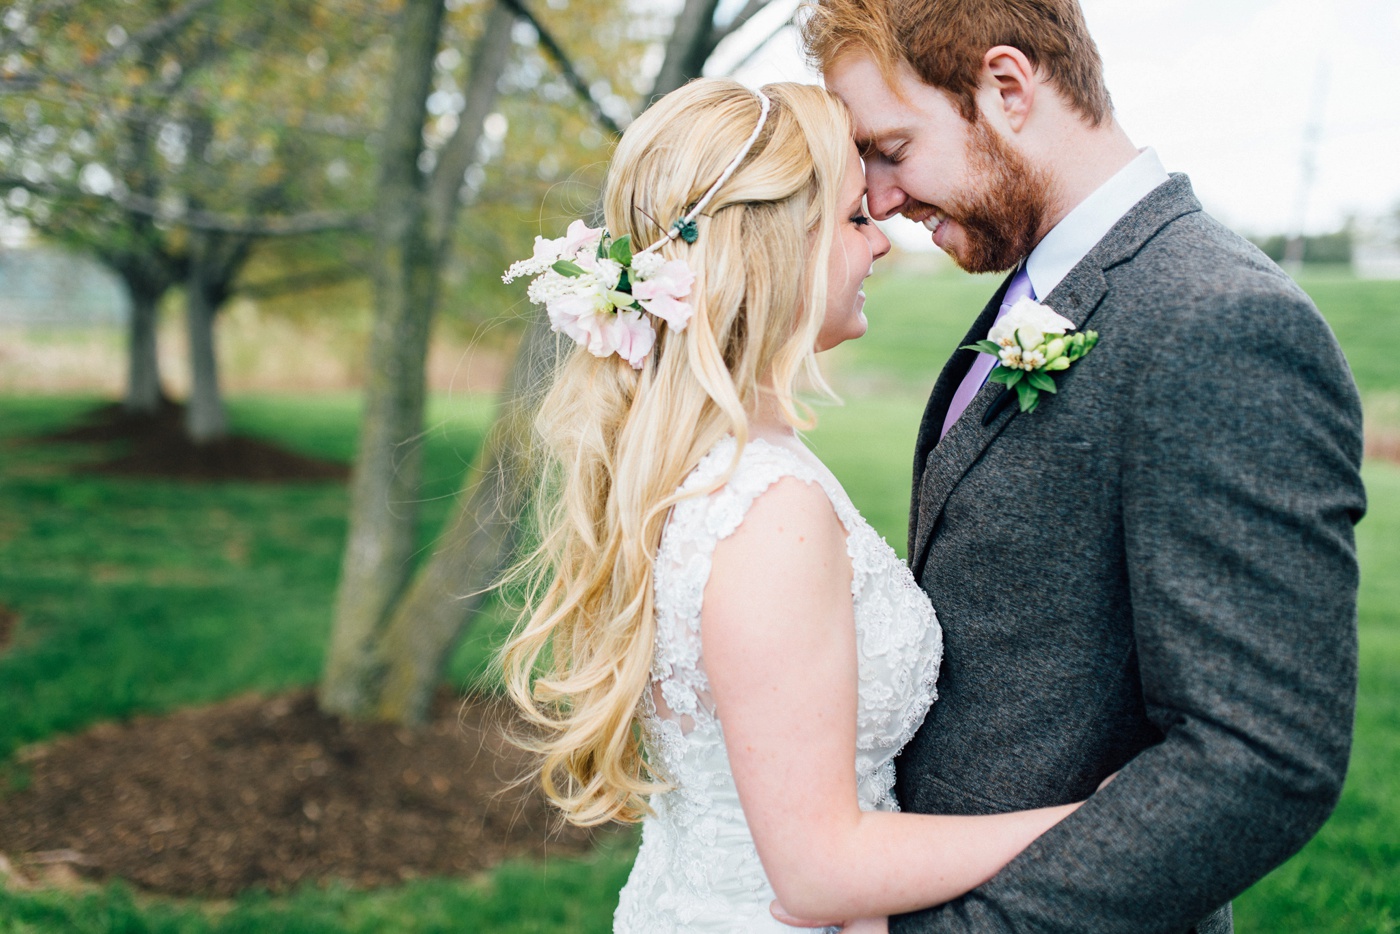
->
xmin=609 ymin=234 xmax=633 ymax=266
xmin=617 ymin=269 xmax=632 ymax=293
xmin=552 ymin=259 xmax=586 ymax=278
xmin=960 ymin=340 xmax=1002 ymax=356
xmin=1027 ymin=371 xmax=1058 ymax=393
xmin=1016 ymin=380 xmax=1039 ymax=412
xmin=1003 ymin=369 xmax=1024 ymax=389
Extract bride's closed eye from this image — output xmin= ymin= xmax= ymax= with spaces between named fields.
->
xmin=851 ymin=214 xmax=872 ymax=227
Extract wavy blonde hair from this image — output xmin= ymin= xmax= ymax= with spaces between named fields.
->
xmin=500 ymin=79 xmax=853 ymax=827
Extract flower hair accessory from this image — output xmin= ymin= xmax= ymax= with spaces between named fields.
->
xmin=503 ymin=90 xmax=773 ymax=369
xmin=962 ymin=297 xmax=1099 ymax=414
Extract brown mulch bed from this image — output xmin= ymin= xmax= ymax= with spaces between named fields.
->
xmin=0 ymin=690 xmax=607 ymax=897
xmin=1369 ymin=431 xmax=1400 ymax=466
xmin=40 ymin=400 xmax=348 ymax=483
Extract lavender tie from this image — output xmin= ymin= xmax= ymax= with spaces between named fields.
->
xmin=939 ymin=267 xmax=1035 ymax=441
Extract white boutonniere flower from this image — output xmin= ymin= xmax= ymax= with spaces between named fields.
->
xmin=962 ymin=297 xmax=1099 ymax=414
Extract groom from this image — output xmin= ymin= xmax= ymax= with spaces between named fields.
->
xmin=802 ymin=2 xmax=1366 ymax=932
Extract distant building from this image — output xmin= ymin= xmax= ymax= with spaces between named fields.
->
xmin=0 ymin=245 xmax=130 ymax=326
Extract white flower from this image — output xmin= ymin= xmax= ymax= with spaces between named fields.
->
xmin=1021 ymin=349 xmax=1046 ymax=370
xmin=577 ymin=254 xmax=624 ymax=291
xmin=630 ymin=251 xmax=665 ymax=281
xmin=999 ymin=346 xmax=1023 ymax=369
xmin=988 ymin=297 xmax=1074 ymax=351
xmin=632 ymin=258 xmax=695 ymax=330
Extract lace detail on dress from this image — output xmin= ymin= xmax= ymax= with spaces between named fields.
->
xmin=614 ymin=437 xmax=942 ymax=932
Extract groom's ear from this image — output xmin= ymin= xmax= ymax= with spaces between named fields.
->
xmin=981 ymin=45 xmax=1037 ymax=133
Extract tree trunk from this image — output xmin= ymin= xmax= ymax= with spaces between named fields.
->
xmin=123 ymin=279 xmax=165 ymax=416
xmin=183 ymin=268 xmax=227 ymax=443
xmin=181 ymin=224 xmax=251 ymax=444
xmin=651 ymin=0 xmax=725 ymax=98
xmin=319 ymin=0 xmax=451 ymax=718
xmin=367 ymin=312 xmax=555 ymax=723
xmin=347 ymin=0 xmax=733 ymax=725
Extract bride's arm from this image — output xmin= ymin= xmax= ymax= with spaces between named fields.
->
xmin=703 ymin=477 xmax=1079 ymax=923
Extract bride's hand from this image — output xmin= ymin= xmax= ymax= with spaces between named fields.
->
xmin=769 ymin=899 xmax=842 ymax=928
xmin=842 ymin=917 xmax=890 ymax=933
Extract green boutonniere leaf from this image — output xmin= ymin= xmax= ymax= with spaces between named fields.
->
xmin=1016 ymin=379 xmax=1040 ymax=413
xmin=962 ymin=340 xmax=1002 ymax=356
xmin=1027 ymin=371 xmax=1058 ymax=393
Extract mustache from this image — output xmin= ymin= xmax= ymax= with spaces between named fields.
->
xmin=898 ymin=200 xmax=940 ymax=223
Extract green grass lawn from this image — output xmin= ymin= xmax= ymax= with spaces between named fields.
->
xmin=0 ymin=269 xmax=1396 ymax=931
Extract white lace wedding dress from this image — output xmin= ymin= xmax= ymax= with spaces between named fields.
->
xmin=613 ymin=436 xmax=944 ymax=932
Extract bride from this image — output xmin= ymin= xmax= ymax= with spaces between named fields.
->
xmin=502 ymin=79 xmax=1081 ymax=932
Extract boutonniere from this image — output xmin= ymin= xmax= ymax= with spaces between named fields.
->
xmin=962 ymin=298 xmax=1099 ymax=414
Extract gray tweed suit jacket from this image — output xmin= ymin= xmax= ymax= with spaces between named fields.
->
xmin=890 ymin=175 xmax=1366 ymax=934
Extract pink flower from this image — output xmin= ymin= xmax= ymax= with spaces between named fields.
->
xmin=606 ymin=310 xmax=657 ymax=369
xmin=632 ymin=259 xmax=695 ymax=330
xmin=532 ymin=219 xmax=604 ymax=265
xmin=546 ymin=289 xmax=614 ymax=357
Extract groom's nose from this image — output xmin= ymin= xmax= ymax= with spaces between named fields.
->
xmin=864 ymin=162 xmax=907 ymax=222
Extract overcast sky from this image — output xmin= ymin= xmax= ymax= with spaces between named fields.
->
xmin=714 ymin=0 xmax=1400 ymax=248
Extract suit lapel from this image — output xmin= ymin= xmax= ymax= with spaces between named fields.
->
xmin=905 ymin=273 xmax=1014 ymax=560
xmin=908 ymin=173 xmax=1203 ymax=579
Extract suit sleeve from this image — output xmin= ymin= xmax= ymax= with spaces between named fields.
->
xmin=891 ymin=285 xmax=1366 ymax=933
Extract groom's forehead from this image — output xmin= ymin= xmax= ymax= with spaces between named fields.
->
xmin=827 ymin=54 xmax=926 ymax=139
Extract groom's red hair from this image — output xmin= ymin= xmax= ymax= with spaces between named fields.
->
xmin=800 ymin=0 xmax=1112 ymax=126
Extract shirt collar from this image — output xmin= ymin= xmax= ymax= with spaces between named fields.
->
xmin=1024 ymin=147 xmax=1170 ymax=300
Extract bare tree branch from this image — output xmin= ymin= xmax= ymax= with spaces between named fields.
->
xmin=496 ymin=0 xmax=626 ymax=136
xmin=119 ymin=191 xmax=371 ymax=235
xmin=0 ymin=174 xmax=371 ymax=236
xmin=650 ymin=0 xmax=723 ymax=100
xmin=428 ymin=0 xmax=515 ymax=249
xmin=721 ymin=8 xmax=798 ymax=78
xmin=707 ymin=0 xmax=773 ymax=48
xmin=235 ymin=265 xmax=369 ymax=300
xmin=90 ymin=0 xmax=223 ymax=72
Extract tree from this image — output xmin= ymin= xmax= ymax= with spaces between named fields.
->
xmin=320 ymin=0 xmax=520 ymax=717
xmin=1 ymin=0 xmax=379 ymax=427
xmin=318 ymin=0 xmax=787 ymax=723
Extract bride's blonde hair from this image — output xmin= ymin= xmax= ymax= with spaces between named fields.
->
xmin=501 ymin=79 xmax=852 ymax=826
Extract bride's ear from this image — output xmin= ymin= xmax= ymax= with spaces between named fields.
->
xmin=980 ymin=45 xmax=1037 ymax=133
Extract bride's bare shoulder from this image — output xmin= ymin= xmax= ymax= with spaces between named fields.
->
xmin=703 ymin=472 xmax=852 ymax=625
